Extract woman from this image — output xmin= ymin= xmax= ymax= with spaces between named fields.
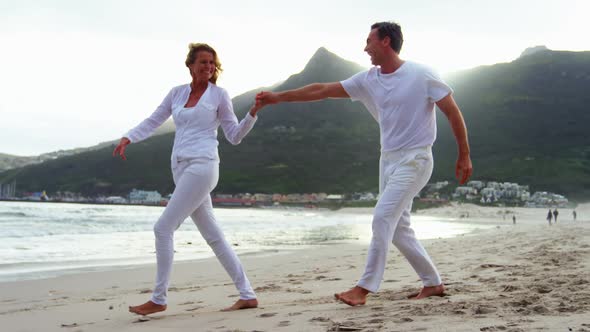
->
xmin=113 ymin=43 xmax=260 ymax=315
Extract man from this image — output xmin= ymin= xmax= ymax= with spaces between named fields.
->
xmin=256 ymin=21 xmax=472 ymax=306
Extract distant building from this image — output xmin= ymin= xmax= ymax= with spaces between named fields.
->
xmin=316 ymin=193 xmax=328 ymax=201
xmin=351 ymin=192 xmax=376 ymax=201
xmin=129 ymin=189 xmax=162 ymax=204
xmin=105 ymin=196 xmax=127 ymax=204
xmin=487 ymin=182 xmax=501 ymax=190
xmin=285 ymin=193 xmax=304 ymax=203
xmin=0 ymin=180 xmax=16 ymax=198
xmin=212 ymin=196 xmax=255 ymax=206
xmin=253 ymin=193 xmax=272 ymax=202
xmin=467 ymin=181 xmax=485 ymax=190
xmin=22 ymin=191 xmax=48 ymax=201
xmin=454 ymin=186 xmax=477 ymax=197
xmin=326 ymin=194 xmax=343 ymax=202
xmin=526 ymin=191 xmax=568 ymax=208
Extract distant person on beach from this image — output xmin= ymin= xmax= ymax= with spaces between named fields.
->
xmin=512 ymin=215 xmax=516 ymax=225
xmin=113 ymin=43 xmax=261 ymax=315
xmin=553 ymin=208 xmax=559 ymax=223
xmin=547 ymin=209 xmax=553 ymax=225
xmin=256 ymin=21 xmax=472 ymax=306
xmin=573 ymin=210 xmax=577 ymax=221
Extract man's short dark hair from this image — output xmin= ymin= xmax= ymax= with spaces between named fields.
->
xmin=371 ymin=22 xmax=403 ymax=53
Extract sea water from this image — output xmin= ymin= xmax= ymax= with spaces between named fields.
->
xmin=0 ymin=201 xmax=488 ymax=281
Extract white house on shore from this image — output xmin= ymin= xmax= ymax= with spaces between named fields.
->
xmin=104 ymin=196 xmax=126 ymax=204
xmin=129 ymin=189 xmax=162 ymax=204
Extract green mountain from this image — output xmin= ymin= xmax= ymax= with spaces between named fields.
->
xmin=1 ymin=47 xmax=589 ymax=200
xmin=0 ymin=153 xmax=37 ymax=173
xmin=436 ymin=49 xmax=590 ymax=199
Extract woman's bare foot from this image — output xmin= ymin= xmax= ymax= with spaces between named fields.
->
xmin=408 ymin=284 xmax=445 ymax=299
xmin=128 ymin=301 xmax=167 ymax=315
xmin=221 ymin=298 xmax=258 ymax=312
xmin=334 ymin=286 xmax=369 ymax=306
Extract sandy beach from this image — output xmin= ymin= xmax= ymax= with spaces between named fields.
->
xmin=1 ymin=203 xmax=589 ymax=332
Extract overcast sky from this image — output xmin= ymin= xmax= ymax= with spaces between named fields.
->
xmin=1 ymin=0 xmax=588 ymax=156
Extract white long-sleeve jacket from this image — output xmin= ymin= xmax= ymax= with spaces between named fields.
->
xmin=125 ymin=82 xmax=257 ymax=168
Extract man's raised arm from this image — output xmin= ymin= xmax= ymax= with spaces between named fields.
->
xmin=256 ymin=82 xmax=349 ymax=106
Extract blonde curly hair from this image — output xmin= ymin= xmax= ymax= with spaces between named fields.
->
xmin=185 ymin=43 xmax=223 ymax=84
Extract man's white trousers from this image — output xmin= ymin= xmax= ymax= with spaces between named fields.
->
xmin=357 ymin=146 xmax=442 ymax=293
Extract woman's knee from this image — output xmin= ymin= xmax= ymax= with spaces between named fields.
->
xmin=203 ymin=232 xmax=225 ymax=248
xmin=153 ymin=218 xmax=175 ymax=237
xmin=372 ymin=206 xmax=394 ymax=224
xmin=392 ymin=232 xmax=409 ymax=248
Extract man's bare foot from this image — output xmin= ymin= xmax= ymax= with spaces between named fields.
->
xmin=221 ymin=298 xmax=258 ymax=312
xmin=334 ymin=286 xmax=369 ymax=306
xmin=128 ymin=301 xmax=167 ymax=315
xmin=408 ymin=284 xmax=445 ymax=300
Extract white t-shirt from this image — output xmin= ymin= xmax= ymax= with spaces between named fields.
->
xmin=341 ymin=61 xmax=452 ymax=152
xmin=125 ymin=82 xmax=257 ymax=168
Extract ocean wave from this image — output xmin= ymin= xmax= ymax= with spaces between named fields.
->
xmin=0 ymin=212 xmax=27 ymax=217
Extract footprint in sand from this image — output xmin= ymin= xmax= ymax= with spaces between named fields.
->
xmin=533 ymin=285 xmax=552 ymax=294
xmin=278 ymin=321 xmax=290 ymax=327
xmin=309 ymin=316 xmax=331 ymax=323
xmin=254 ymin=284 xmax=282 ymax=292
xmin=532 ymin=305 xmax=549 ymax=314
xmin=474 ymin=305 xmax=497 ymax=314
xmin=258 ymin=312 xmax=278 ymax=318
xmin=571 ymin=279 xmax=589 ymax=285
xmin=60 ymin=323 xmax=78 ymax=328
xmin=184 ymin=306 xmax=204 ymax=312
xmin=88 ymin=298 xmax=107 ymax=302
xmin=502 ymin=285 xmax=519 ymax=292
xmin=479 ymin=325 xmax=507 ymax=331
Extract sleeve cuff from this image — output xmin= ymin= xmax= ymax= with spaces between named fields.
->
xmin=245 ymin=112 xmax=258 ymax=123
xmin=124 ymin=131 xmax=137 ymax=143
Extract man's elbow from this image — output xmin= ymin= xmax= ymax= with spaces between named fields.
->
xmin=228 ymin=137 xmax=242 ymax=146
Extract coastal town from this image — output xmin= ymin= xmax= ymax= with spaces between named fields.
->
xmin=0 ymin=179 xmax=570 ymax=208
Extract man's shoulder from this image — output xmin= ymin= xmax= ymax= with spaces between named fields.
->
xmin=345 ymin=67 xmax=378 ymax=83
xmin=404 ymin=61 xmax=439 ymax=76
xmin=346 ymin=67 xmax=373 ymax=78
xmin=365 ymin=66 xmax=380 ymax=77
